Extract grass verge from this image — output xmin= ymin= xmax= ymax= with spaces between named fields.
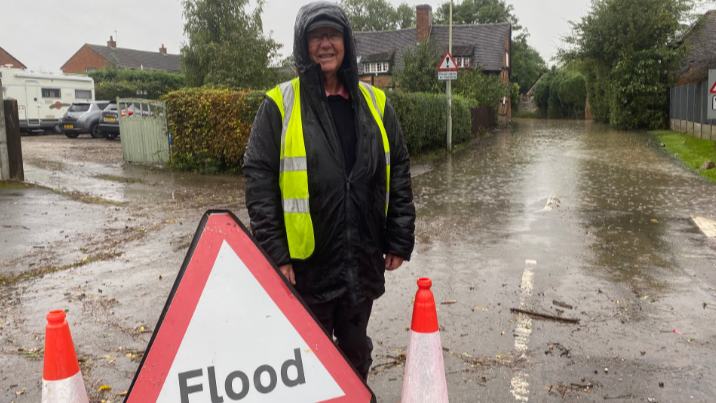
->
xmin=650 ymin=130 xmax=716 ymax=183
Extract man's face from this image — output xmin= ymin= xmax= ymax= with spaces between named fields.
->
xmin=307 ymin=27 xmax=345 ymax=76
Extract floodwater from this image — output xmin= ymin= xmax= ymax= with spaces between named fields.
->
xmin=2 ymin=122 xmax=716 ymax=402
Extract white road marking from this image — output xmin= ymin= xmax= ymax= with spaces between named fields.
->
xmin=692 ymin=215 xmax=716 ymax=238
xmin=510 ymin=260 xmax=536 ymax=402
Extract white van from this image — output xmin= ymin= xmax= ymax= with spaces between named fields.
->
xmin=0 ymin=67 xmax=95 ymax=133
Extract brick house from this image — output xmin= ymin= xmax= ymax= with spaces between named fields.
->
xmin=61 ymin=36 xmax=181 ymax=74
xmin=0 ymin=46 xmax=26 ymax=69
xmin=354 ymin=4 xmax=512 ymax=116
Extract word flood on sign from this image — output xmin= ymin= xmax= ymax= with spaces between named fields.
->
xmin=179 ymin=349 xmax=305 ymax=402
xmin=124 ymin=210 xmax=375 ymax=403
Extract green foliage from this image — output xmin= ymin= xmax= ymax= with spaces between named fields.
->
xmin=162 ymin=88 xmax=264 ymax=173
xmin=652 ymin=130 xmax=716 ymax=182
xmin=511 ymin=33 xmax=547 ymax=94
xmin=558 ymin=0 xmax=693 ymax=129
xmin=387 ymin=92 xmax=475 ymax=153
xmin=340 ymin=0 xmax=415 ymax=31
xmin=392 ymin=40 xmax=444 ymax=94
xmin=453 ymin=67 xmax=509 ymax=116
xmin=434 ymin=0 xmax=521 ymax=30
xmin=89 ymin=68 xmax=185 ymax=101
xmin=181 ymin=0 xmax=281 ymax=89
xmin=533 ymin=70 xmax=587 ymax=119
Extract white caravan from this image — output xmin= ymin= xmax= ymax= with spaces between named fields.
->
xmin=0 ymin=67 xmax=95 ymax=133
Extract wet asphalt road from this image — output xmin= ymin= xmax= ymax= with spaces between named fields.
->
xmin=2 ymin=120 xmax=716 ymax=402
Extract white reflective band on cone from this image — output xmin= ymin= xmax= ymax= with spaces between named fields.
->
xmin=42 ymin=371 xmax=89 ymax=403
xmin=401 ymin=331 xmax=449 ymax=403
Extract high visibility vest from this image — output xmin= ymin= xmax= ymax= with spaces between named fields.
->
xmin=266 ymin=78 xmax=390 ymax=260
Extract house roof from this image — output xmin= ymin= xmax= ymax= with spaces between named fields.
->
xmin=354 ymin=23 xmax=511 ymax=75
xmin=677 ymin=10 xmax=716 ymax=85
xmin=83 ymin=44 xmax=181 ymax=73
xmin=0 ymin=46 xmax=27 ymax=69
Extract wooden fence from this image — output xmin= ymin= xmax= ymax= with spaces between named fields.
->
xmin=471 ymin=106 xmax=495 ymax=135
xmin=117 ymin=98 xmax=170 ymax=163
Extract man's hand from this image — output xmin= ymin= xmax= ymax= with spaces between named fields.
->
xmin=384 ymin=254 xmax=404 ymax=271
xmin=279 ymin=264 xmax=296 ymax=285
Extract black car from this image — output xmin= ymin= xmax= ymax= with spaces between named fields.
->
xmin=99 ymin=103 xmax=121 ymax=140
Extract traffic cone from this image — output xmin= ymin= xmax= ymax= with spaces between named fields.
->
xmin=401 ymin=278 xmax=449 ymax=403
xmin=42 ymin=310 xmax=89 ymax=403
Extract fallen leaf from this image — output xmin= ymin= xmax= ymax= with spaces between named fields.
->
xmin=441 ymin=300 xmax=456 ymax=305
xmin=651 ymin=219 xmax=658 ymax=223
xmin=472 ymin=305 xmax=488 ymax=312
xmin=99 ymin=385 xmax=112 ymax=391
xmin=117 ymin=391 xmax=128 ymax=396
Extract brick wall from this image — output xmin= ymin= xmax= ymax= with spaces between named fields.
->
xmin=359 ymin=74 xmax=392 ymax=88
xmin=61 ymin=45 xmax=107 ymax=74
xmin=416 ymin=5 xmax=432 ymax=43
xmin=0 ymin=47 xmax=25 ymax=69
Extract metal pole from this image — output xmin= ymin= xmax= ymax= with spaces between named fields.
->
xmin=0 ymin=79 xmax=10 ymax=180
xmin=446 ymin=0 xmax=453 ymax=152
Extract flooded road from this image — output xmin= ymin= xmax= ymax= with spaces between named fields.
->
xmin=2 ymin=121 xmax=716 ymax=402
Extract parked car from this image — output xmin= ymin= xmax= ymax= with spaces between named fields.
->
xmin=61 ymin=101 xmax=110 ymax=139
xmin=99 ymin=102 xmax=149 ymax=140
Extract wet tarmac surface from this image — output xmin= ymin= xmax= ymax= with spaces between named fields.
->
xmin=2 ymin=122 xmax=716 ymax=402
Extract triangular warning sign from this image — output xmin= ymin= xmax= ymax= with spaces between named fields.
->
xmin=710 ymin=81 xmax=716 ymax=94
xmin=437 ymin=51 xmax=458 ymax=71
xmin=126 ymin=210 xmax=375 ymax=403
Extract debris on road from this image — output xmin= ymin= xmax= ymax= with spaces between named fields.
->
xmin=440 ymin=300 xmax=457 ymax=305
xmin=510 ymin=307 xmax=580 ymax=323
xmin=553 ymin=300 xmax=573 ymax=310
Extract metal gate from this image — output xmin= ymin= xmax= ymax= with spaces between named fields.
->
xmin=117 ymin=98 xmax=170 ymax=163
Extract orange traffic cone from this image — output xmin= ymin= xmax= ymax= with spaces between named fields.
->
xmin=42 ymin=310 xmax=89 ymax=403
xmin=401 ymin=278 xmax=449 ymax=403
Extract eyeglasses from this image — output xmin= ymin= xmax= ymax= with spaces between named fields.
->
xmin=307 ymin=33 xmax=343 ymax=46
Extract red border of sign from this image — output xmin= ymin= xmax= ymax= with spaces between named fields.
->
xmin=437 ymin=51 xmax=458 ymax=71
xmin=125 ymin=210 xmax=376 ymax=403
xmin=710 ymin=81 xmax=716 ymax=94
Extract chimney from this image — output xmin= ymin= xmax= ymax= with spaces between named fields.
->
xmin=107 ymin=36 xmax=116 ymax=48
xmin=416 ymin=5 xmax=432 ymax=43
xmin=159 ymin=44 xmax=167 ymax=54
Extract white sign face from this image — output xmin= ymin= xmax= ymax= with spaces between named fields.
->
xmin=709 ymin=70 xmax=716 ymax=120
xmin=438 ymin=71 xmax=458 ymax=81
xmin=156 ymin=241 xmax=344 ymax=403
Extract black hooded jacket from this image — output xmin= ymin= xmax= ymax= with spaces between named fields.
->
xmin=243 ymin=2 xmax=415 ymax=306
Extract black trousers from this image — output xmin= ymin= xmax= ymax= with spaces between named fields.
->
xmin=307 ymin=297 xmax=374 ymax=380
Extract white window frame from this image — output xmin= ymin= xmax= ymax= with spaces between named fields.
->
xmin=456 ymin=57 xmax=470 ymax=68
xmin=505 ymin=53 xmax=510 ymax=67
xmin=365 ymin=62 xmax=389 ymax=73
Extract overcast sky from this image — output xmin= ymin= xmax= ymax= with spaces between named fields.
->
xmin=1 ymin=0 xmax=594 ymax=73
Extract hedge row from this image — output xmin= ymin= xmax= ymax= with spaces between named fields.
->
xmin=163 ymin=88 xmax=475 ymax=172
xmin=89 ymin=68 xmax=185 ymax=101
xmin=534 ymin=70 xmax=587 ymax=119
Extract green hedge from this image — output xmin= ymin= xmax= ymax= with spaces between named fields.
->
xmin=89 ymin=68 xmax=185 ymax=101
xmin=387 ymin=92 xmax=474 ymax=154
xmin=163 ymin=88 xmax=475 ymax=173
xmin=163 ymin=88 xmax=263 ymax=173
xmin=534 ymin=70 xmax=587 ymax=119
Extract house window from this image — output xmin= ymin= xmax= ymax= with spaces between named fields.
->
xmin=41 ymin=88 xmax=61 ymax=98
xmin=86 ymin=67 xmax=97 ymax=72
xmin=455 ymin=57 xmax=470 ymax=68
xmin=365 ymin=62 xmax=389 ymax=73
xmin=75 ymin=89 xmax=92 ymax=99
xmin=505 ymin=53 xmax=509 ymax=67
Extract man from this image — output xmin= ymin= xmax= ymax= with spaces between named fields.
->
xmin=243 ymin=1 xmax=415 ymax=380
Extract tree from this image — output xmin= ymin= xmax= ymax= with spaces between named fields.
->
xmin=181 ymin=0 xmax=281 ymax=89
xmin=558 ymin=0 xmax=694 ymax=129
xmin=434 ymin=0 xmax=521 ymax=30
xmin=392 ymin=40 xmax=444 ymax=93
xmin=340 ymin=0 xmax=415 ymax=31
xmin=511 ymin=33 xmax=547 ymax=93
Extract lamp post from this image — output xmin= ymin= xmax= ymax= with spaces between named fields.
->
xmin=446 ymin=0 xmax=453 ymax=152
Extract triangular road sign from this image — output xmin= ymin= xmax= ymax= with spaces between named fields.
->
xmin=125 ymin=210 xmax=375 ymax=403
xmin=437 ymin=51 xmax=458 ymax=71
xmin=710 ymin=81 xmax=716 ymax=94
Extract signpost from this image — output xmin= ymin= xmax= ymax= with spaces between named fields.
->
xmin=708 ymin=69 xmax=716 ymax=120
xmin=440 ymin=0 xmax=455 ymax=151
xmin=125 ymin=210 xmax=376 ymax=403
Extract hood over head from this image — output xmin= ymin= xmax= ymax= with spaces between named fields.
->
xmin=293 ymin=2 xmax=358 ymax=78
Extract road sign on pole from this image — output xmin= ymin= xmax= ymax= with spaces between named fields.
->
xmin=125 ymin=210 xmax=376 ymax=403
xmin=438 ymin=71 xmax=457 ymax=81
xmin=437 ymin=52 xmax=458 ymax=72
xmin=709 ymin=70 xmax=716 ymax=120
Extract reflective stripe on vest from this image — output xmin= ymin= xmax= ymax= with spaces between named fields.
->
xmin=266 ymin=78 xmax=390 ymax=260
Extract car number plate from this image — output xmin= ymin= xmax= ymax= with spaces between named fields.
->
xmin=105 ymin=117 xmax=116 ymax=122
xmin=64 ymin=124 xmax=73 ymax=129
